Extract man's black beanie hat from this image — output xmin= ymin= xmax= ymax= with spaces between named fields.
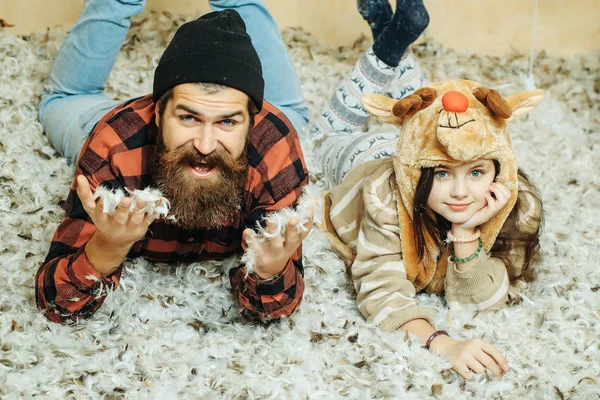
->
xmin=152 ymin=9 xmax=264 ymax=111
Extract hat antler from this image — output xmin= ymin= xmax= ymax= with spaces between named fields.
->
xmin=392 ymin=87 xmax=437 ymax=117
xmin=472 ymin=87 xmax=512 ymax=119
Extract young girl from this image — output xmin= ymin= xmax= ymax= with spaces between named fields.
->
xmin=312 ymin=1 xmax=544 ymax=382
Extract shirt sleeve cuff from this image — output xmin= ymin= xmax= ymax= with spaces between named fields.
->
xmin=70 ymin=248 xmax=121 ymax=290
xmin=379 ymin=305 xmax=436 ymax=332
xmin=445 ymin=254 xmax=509 ymax=307
xmin=230 ymin=258 xmax=304 ymax=318
xmin=246 ymin=259 xmax=297 ymax=296
xmin=447 ymin=250 xmax=487 ymax=280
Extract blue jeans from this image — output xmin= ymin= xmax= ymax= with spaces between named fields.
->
xmin=39 ymin=0 xmax=308 ymax=163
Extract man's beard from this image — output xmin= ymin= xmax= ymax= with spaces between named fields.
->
xmin=153 ymin=128 xmax=248 ymax=230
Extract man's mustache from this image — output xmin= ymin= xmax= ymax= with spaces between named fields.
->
xmin=173 ymin=145 xmax=247 ymax=173
xmin=182 ymin=149 xmax=224 ymax=166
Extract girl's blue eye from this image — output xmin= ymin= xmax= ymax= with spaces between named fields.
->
xmin=471 ymin=170 xmax=483 ymax=177
xmin=435 ymin=171 xmax=449 ymax=178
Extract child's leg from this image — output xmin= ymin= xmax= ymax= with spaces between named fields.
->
xmin=357 ymin=0 xmax=393 ymax=40
xmin=308 ymin=46 xmax=398 ymax=187
xmin=210 ymin=0 xmax=309 ymax=133
xmin=39 ymin=0 xmax=146 ymax=163
xmin=318 ymin=130 xmax=399 ymax=188
xmin=312 ymin=0 xmax=430 ymax=187
xmin=372 ymin=0 xmax=429 ymax=68
xmin=359 ymin=0 xmax=428 ymax=100
xmin=385 ymin=49 xmax=426 ymax=99
xmin=309 ymin=47 xmax=398 ymax=141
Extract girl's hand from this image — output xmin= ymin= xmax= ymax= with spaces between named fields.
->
xmin=432 ymin=336 xmax=509 ymax=380
xmin=457 ymin=183 xmax=511 ymax=230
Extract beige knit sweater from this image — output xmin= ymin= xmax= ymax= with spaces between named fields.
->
xmin=321 ymin=158 xmax=542 ymax=331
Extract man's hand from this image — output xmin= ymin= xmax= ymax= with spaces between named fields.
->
xmin=431 ymin=336 xmax=509 ymax=381
xmin=243 ymin=210 xmax=314 ymax=280
xmin=457 ymin=182 xmax=511 ymax=230
xmin=77 ymin=175 xmax=156 ymax=249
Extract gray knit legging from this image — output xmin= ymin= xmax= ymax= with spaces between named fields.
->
xmin=309 ymin=47 xmax=424 ymax=188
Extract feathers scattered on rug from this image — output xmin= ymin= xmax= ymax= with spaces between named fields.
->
xmin=0 ymin=10 xmax=599 ymax=399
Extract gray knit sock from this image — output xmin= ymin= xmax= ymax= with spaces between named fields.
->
xmin=357 ymin=0 xmax=393 ymax=39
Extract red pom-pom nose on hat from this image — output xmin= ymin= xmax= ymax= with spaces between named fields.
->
xmin=442 ymin=91 xmax=469 ymax=113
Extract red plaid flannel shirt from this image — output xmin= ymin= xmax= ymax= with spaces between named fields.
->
xmin=36 ymin=95 xmax=308 ymax=324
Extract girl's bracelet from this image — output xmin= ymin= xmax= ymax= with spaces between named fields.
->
xmin=446 ymin=229 xmax=481 ymax=243
xmin=424 ymin=330 xmax=449 ymax=350
xmin=450 ymin=237 xmax=483 ymax=263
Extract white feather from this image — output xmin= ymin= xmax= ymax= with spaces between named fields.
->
xmin=92 ymin=186 xmax=170 ymax=218
xmin=241 ymin=184 xmax=323 ymax=274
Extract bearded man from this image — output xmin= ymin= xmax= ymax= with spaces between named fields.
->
xmin=36 ymin=0 xmax=310 ymax=324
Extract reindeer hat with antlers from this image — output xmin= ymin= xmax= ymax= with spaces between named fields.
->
xmin=362 ymin=80 xmax=544 ymax=285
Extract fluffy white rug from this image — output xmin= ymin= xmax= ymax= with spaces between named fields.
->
xmin=0 ymin=11 xmax=599 ymax=399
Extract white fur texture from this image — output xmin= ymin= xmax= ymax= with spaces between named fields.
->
xmin=241 ymin=184 xmax=323 ymax=274
xmin=93 ymin=186 xmax=170 ymax=218
xmin=0 ymin=11 xmax=598 ymax=399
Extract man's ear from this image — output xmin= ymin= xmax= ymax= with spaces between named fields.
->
xmin=361 ymin=93 xmax=404 ymax=125
xmin=154 ymin=103 xmax=161 ymax=126
xmin=504 ymin=89 xmax=545 ymax=121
